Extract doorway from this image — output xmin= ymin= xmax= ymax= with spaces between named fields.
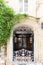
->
xmin=13 ymin=30 xmax=34 ymax=61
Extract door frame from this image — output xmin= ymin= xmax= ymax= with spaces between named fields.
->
xmin=13 ymin=30 xmax=34 ymax=61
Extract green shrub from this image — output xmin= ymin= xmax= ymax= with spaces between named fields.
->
xmin=0 ymin=0 xmax=28 ymax=47
xmin=0 ymin=0 xmax=15 ymax=46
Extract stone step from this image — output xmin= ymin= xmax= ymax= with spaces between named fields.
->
xmin=0 ymin=62 xmax=43 ymax=65
xmin=0 ymin=61 xmax=43 ymax=65
xmin=12 ymin=62 xmax=43 ymax=65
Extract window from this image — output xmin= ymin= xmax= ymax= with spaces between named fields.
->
xmin=24 ymin=0 xmax=28 ymax=12
xmin=19 ymin=0 xmax=23 ymax=12
xmin=19 ymin=0 xmax=28 ymax=13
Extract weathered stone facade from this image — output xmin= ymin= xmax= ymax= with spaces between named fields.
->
xmin=6 ymin=17 xmax=43 ymax=65
xmin=0 ymin=17 xmax=43 ymax=65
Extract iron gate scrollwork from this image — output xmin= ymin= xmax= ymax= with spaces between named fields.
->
xmin=13 ymin=26 xmax=34 ymax=61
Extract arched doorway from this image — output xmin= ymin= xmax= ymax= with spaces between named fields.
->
xmin=13 ymin=26 xmax=34 ymax=61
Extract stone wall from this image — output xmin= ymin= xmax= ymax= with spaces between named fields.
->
xmin=1 ymin=17 xmax=43 ymax=65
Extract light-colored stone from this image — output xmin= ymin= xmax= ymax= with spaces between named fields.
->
xmin=7 ymin=17 xmax=43 ymax=63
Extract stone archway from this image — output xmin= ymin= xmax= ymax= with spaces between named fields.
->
xmin=7 ymin=17 xmax=39 ymax=64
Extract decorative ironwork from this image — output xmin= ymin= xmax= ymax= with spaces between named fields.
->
xmin=13 ymin=26 xmax=34 ymax=61
xmin=14 ymin=26 xmax=33 ymax=33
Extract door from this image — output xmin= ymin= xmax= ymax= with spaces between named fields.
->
xmin=13 ymin=31 xmax=34 ymax=61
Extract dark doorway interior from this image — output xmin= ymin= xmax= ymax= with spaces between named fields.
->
xmin=13 ymin=31 xmax=34 ymax=61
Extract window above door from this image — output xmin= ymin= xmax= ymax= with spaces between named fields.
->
xmin=19 ymin=0 xmax=28 ymax=13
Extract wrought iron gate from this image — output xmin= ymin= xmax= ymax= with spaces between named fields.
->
xmin=13 ymin=30 xmax=34 ymax=62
